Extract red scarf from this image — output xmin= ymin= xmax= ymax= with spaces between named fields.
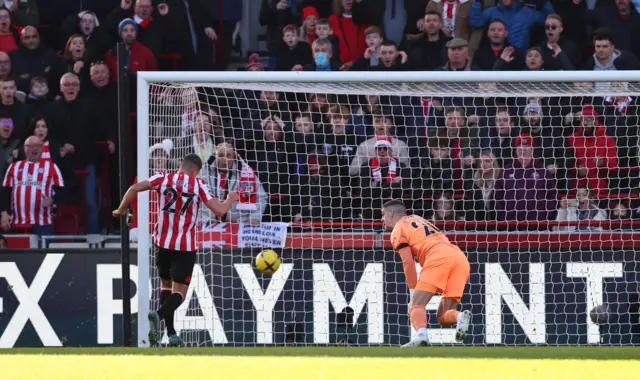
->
xmin=134 ymin=15 xmax=153 ymax=28
xmin=370 ymin=156 xmax=397 ymax=183
xmin=605 ymin=96 xmax=632 ymax=114
xmin=216 ymin=156 xmax=257 ymax=211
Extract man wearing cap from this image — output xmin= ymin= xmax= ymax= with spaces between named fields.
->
xmin=440 ymin=38 xmax=480 ymax=71
xmin=105 ymin=18 xmax=158 ymax=81
xmin=495 ymin=133 xmax=557 ymax=222
xmin=246 ymin=53 xmax=265 ymax=71
xmin=105 ymin=0 xmax=170 ymax=60
xmin=568 ymin=104 xmax=618 ymax=198
xmin=357 ymin=139 xmax=408 ymax=219
xmin=349 ymin=108 xmax=411 ymax=175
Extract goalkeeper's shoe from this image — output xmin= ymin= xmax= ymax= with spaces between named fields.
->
xmin=401 ymin=335 xmax=429 ymax=347
xmin=148 ymin=311 xmax=161 ymax=346
xmin=168 ymin=335 xmax=183 ymax=347
xmin=455 ymin=310 xmax=472 ymax=342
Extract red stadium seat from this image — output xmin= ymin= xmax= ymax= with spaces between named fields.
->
xmin=73 ymin=170 xmax=89 ymax=233
xmin=54 ymin=212 xmax=79 ymax=235
xmin=160 ymin=53 xmax=182 ymax=71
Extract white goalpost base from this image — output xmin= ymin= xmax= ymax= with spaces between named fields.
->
xmin=136 ymin=71 xmax=640 ymax=347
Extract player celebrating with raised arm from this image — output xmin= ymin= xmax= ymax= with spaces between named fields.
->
xmin=113 ymin=154 xmax=239 ymax=346
xmin=381 ymin=199 xmax=472 ymax=347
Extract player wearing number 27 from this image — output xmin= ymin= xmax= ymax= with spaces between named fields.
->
xmin=382 ymin=199 xmax=472 ymax=347
xmin=113 ymin=154 xmax=239 ymax=346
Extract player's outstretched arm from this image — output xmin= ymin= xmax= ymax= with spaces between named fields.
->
xmin=398 ymin=247 xmax=418 ymax=295
xmin=113 ymin=181 xmax=152 ymax=217
xmin=205 ymin=192 xmax=240 ymax=217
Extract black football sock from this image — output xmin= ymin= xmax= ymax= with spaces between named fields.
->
xmin=158 ymin=292 xmax=183 ymax=336
xmin=159 ymin=289 xmax=171 ymax=333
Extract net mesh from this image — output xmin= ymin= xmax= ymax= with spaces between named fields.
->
xmin=143 ymin=78 xmax=640 ymax=346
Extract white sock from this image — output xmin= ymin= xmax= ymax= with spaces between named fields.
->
xmin=416 ymin=328 xmax=427 ymax=337
xmin=456 ymin=311 xmax=464 ymax=324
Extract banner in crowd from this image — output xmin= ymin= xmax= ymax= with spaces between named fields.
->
xmin=199 ymin=222 xmax=288 ymax=248
xmin=0 ymin=248 xmax=638 ymax=347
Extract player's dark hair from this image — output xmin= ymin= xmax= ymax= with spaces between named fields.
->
xmin=382 ymin=199 xmax=407 ymax=214
xmin=182 ymin=153 xmax=203 ymax=171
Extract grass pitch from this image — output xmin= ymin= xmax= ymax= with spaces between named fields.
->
xmin=1 ymin=347 xmax=638 ymax=380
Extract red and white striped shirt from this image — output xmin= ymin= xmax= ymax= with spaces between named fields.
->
xmin=149 ymin=172 xmax=213 ymax=251
xmin=2 ymin=159 xmax=64 ymax=226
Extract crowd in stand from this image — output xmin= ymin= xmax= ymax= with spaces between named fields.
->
xmin=0 ymin=0 xmax=639 ymax=237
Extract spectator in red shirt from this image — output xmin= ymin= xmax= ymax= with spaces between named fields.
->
xmin=568 ymin=104 xmax=618 ymax=198
xmin=0 ymin=9 xmax=18 ymax=55
xmin=105 ymin=18 xmax=158 ymax=81
xmin=0 ymin=135 xmax=64 ymax=236
xmin=106 ymin=0 xmax=170 ymax=60
xmin=329 ymin=0 xmax=369 ymax=68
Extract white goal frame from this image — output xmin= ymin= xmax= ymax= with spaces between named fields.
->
xmin=135 ymin=70 xmax=640 ymax=347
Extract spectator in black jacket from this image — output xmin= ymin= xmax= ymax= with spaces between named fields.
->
xmin=371 ymin=39 xmax=409 ymax=71
xmin=0 ymin=75 xmax=31 ymax=140
xmin=24 ymin=76 xmax=49 ymax=117
xmin=259 ymin=0 xmax=297 ymax=69
xmin=60 ymin=11 xmax=113 ymax=64
xmin=45 ymin=72 xmax=104 ymax=235
xmin=473 ymin=19 xmax=524 ymax=71
xmin=582 ymin=29 xmax=640 ymax=70
xmin=582 ymin=0 xmax=640 ymax=56
xmin=10 ymin=26 xmax=58 ymax=93
xmin=276 ymin=24 xmax=313 ymax=71
xmin=407 ymin=11 xmax=450 ymax=70
xmin=540 ymin=14 xmax=580 ymax=70
xmin=164 ymin=0 xmax=217 ymax=70
xmin=87 ymin=62 xmax=117 ymax=149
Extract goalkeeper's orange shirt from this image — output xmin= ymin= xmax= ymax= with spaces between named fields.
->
xmin=390 ymin=215 xmax=452 ymax=266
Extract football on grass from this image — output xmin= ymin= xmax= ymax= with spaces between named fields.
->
xmin=255 ymin=249 xmax=281 ymax=275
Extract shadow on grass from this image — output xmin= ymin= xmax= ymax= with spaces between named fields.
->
xmin=2 ymin=346 xmax=639 ymax=360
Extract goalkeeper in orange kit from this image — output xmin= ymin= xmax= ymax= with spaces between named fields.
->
xmin=382 ymin=199 xmax=472 ymax=347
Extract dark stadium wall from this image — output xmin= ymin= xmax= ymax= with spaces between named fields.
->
xmin=0 ymin=249 xmax=638 ymax=348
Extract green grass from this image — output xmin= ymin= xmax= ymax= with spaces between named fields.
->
xmin=1 ymin=347 xmax=638 ymax=380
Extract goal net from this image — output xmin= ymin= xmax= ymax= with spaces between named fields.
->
xmin=136 ymin=71 xmax=640 ymax=347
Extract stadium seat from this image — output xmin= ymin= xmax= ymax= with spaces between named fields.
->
xmin=160 ymin=53 xmax=182 ymax=71
xmin=95 ymin=142 xmax=112 ymax=230
xmin=11 ymin=224 xmax=32 ymax=234
xmin=54 ymin=211 xmax=79 ymax=235
xmin=73 ymin=170 xmax=89 ymax=232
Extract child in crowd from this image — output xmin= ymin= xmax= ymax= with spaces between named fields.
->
xmin=352 ymin=26 xmax=383 ymax=70
xmin=315 ymin=19 xmax=341 ymax=64
xmin=276 ymin=24 xmax=312 ymax=71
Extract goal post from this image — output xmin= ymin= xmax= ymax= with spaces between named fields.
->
xmin=136 ymin=70 xmax=640 ymax=347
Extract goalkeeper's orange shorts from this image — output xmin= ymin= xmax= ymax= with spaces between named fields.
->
xmin=415 ymin=245 xmax=470 ymax=301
